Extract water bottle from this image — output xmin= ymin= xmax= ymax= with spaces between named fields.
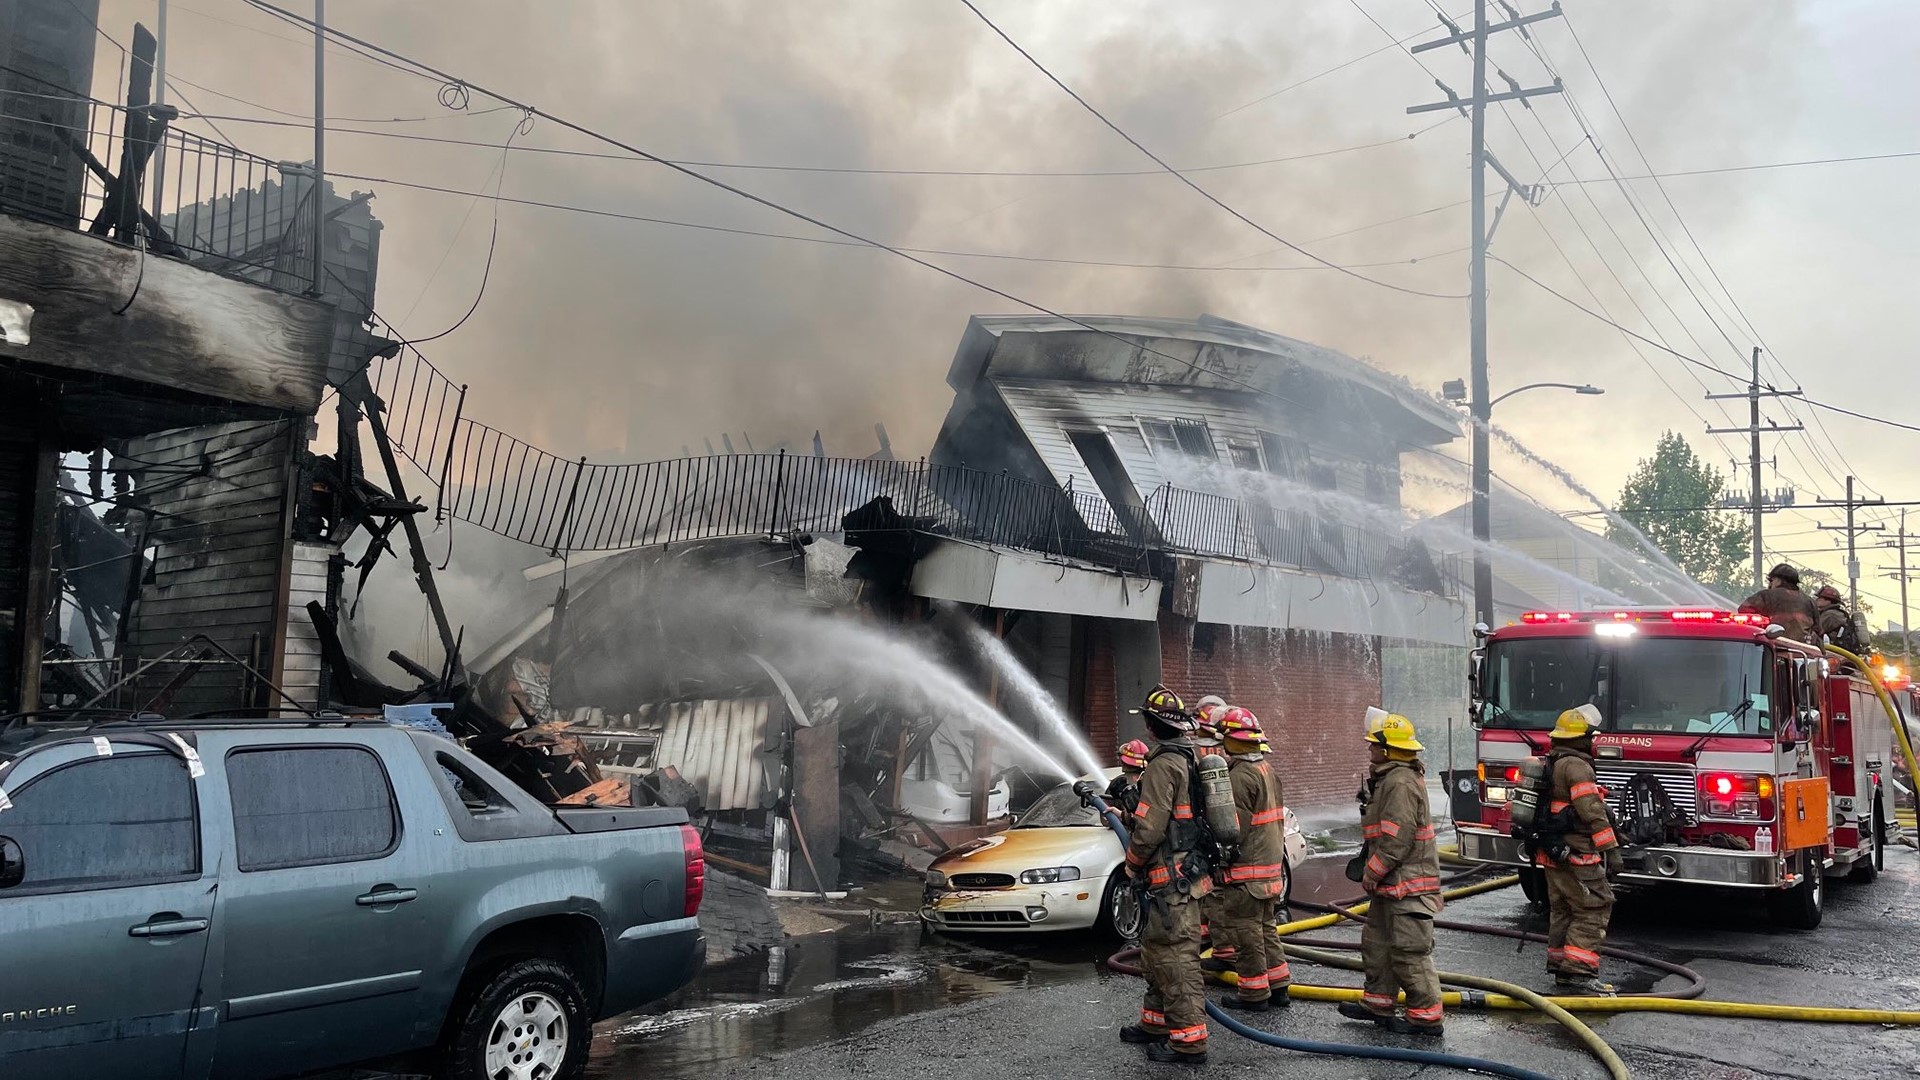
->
xmin=1755 ymin=826 xmax=1773 ymax=855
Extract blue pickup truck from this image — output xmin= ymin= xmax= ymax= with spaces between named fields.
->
xmin=0 ymin=717 xmax=705 ymax=1080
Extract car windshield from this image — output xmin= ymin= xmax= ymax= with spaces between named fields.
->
xmin=1014 ymin=783 xmax=1102 ymax=828
xmin=1486 ymin=636 xmax=1771 ymax=736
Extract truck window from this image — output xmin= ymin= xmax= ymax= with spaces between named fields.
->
xmin=0 ymin=753 xmax=197 ymax=892
xmin=228 ymin=747 xmax=398 ymax=871
xmin=1487 ymin=638 xmax=1604 ymax=729
xmin=1614 ymin=640 xmax=1770 ymax=735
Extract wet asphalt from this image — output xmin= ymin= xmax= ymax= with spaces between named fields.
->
xmin=590 ymin=851 xmax=1920 ymax=1080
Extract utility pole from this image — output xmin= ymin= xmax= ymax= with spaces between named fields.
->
xmin=1817 ymin=476 xmax=1886 ymax=613
xmin=150 ymin=0 xmax=167 ymax=221
xmin=1883 ymin=510 xmax=1914 ymax=667
xmin=1706 ymin=346 xmax=1802 ymax=589
xmin=310 ymin=0 xmax=326 ymax=295
xmin=1409 ymin=1 xmax=1562 ymax=628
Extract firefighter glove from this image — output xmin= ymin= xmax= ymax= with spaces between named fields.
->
xmin=1604 ymin=848 xmax=1626 ymax=879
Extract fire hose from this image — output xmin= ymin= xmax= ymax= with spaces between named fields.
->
xmin=1076 ymin=785 xmax=1615 ymax=1080
xmin=1823 ymin=644 xmax=1920 ymax=802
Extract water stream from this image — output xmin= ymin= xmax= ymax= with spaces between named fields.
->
xmin=957 ymin=617 xmax=1107 ymax=778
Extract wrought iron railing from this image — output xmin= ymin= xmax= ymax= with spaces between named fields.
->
xmin=0 ymin=86 xmax=320 ymax=289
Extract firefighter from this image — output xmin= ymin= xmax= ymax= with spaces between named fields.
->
xmin=1191 ymin=694 xmax=1230 ymax=957
xmin=1336 ymin=713 xmax=1445 ymax=1036
xmin=1118 ymin=686 xmax=1213 ymax=1065
xmin=1106 ymin=739 xmax=1151 ymax=826
xmin=1539 ymin=704 xmax=1623 ymax=993
xmin=1740 ymin=563 xmax=1819 ymax=644
xmin=1815 ymin=585 xmax=1862 ymax=653
xmin=1211 ymin=707 xmax=1291 ymax=1012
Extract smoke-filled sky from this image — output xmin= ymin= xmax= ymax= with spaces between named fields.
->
xmin=83 ymin=0 xmax=1920 ymax=611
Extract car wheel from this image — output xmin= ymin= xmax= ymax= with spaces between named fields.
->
xmin=442 ymin=957 xmax=592 ymax=1080
xmin=1099 ymin=870 xmax=1144 ymax=941
xmin=1768 ymin=852 xmax=1825 ymax=931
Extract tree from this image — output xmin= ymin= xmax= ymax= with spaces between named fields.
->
xmin=1608 ymin=432 xmax=1752 ymax=596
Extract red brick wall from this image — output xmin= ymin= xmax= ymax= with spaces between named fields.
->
xmin=1157 ymin=613 xmax=1383 ymax=811
xmin=1079 ymin=618 xmax=1119 ymax=765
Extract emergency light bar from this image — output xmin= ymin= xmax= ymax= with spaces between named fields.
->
xmin=1519 ymin=609 xmax=1770 ymax=627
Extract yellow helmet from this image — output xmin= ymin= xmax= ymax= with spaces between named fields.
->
xmin=1551 ymin=704 xmax=1602 ymax=741
xmin=1363 ymin=706 xmax=1393 ymax=737
xmin=1367 ymin=713 xmax=1423 ymax=752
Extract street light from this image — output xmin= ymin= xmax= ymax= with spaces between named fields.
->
xmin=1438 ymin=380 xmax=1605 ymax=628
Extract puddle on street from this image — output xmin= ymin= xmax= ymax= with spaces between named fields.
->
xmin=586 ymin=922 xmax=1122 ymax=1078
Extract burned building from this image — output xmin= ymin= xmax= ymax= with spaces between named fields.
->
xmin=927 ymin=314 xmax=1471 ymax=806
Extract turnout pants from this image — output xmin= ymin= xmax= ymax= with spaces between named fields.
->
xmin=1545 ymin=862 xmax=1614 ymax=976
xmin=1214 ymin=886 xmax=1290 ymax=1002
xmin=1139 ymin=895 xmax=1208 ymax=1055
xmin=1359 ymin=896 xmax=1443 ymax=1026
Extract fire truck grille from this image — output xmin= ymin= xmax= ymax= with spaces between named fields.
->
xmin=1594 ymin=766 xmax=1698 ymax=825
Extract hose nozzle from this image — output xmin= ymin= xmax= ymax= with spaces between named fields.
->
xmin=1072 ymin=779 xmax=1099 ymax=805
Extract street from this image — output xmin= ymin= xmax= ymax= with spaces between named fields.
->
xmin=590 ymin=854 xmax=1920 ymax=1080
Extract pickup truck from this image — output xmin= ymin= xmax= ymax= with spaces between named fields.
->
xmin=0 ymin=717 xmax=705 ymax=1080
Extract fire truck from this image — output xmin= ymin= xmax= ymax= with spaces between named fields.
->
xmin=1456 ymin=608 xmax=1897 ymax=930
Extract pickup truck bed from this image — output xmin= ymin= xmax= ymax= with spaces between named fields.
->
xmin=0 ymin=719 xmax=705 ymax=1080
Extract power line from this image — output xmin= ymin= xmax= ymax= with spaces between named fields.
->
xmin=326 ymin=166 xmax=1465 ymax=274
xmin=247 ymin=0 xmax=1476 ymax=476
xmin=952 ymin=0 xmax=1464 ymax=301
xmin=139 ymin=106 xmax=1457 ymax=177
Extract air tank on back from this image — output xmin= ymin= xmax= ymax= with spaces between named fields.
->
xmin=1196 ymin=752 xmax=1240 ymax=846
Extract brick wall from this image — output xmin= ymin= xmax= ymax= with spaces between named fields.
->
xmin=1079 ymin=618 xmax=1119 ymax=764
xmin=1157 ymin=613 xmax=1383 ymax=812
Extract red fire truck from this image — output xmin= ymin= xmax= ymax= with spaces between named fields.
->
xmin=1456 ymin=607 xmax=1896 ymax=929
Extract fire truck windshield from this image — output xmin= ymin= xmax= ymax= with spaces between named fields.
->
xmin=1485 ymin=637 xmax=1771 ymax=736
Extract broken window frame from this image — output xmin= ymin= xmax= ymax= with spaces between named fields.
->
xmin=1138 ymin=417 xmax=1217 ymax=463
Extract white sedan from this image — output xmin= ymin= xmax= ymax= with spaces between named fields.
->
xmin=921 ymin=769 xmax=1307 ymax=938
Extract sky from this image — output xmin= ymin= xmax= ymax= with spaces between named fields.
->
xmin=75 ymin=0 xmax=1920 ymax=621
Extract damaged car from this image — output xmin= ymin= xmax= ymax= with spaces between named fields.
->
xmin=920 ymin=769 xmax=1306 ymax=938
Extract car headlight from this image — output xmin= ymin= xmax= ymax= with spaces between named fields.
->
xmin=1019 ymin=866 xmax=1081 ymax=884
xmin=925 ymin=870 xmax=948 ymax=888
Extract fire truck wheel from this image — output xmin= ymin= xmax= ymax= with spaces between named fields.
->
xmin=1517 ymin=866 xmax=1548 ymax=910
xmin=1768 ymin=853 xmax=1824 ymax=931
xmin=1849 ymin=798 xmax=1886 ymax=883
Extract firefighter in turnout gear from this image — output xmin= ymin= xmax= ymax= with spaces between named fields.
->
xmin=1540 ymin=704 xmax=1623 ymax=993
xmin=1337 ymin=712 xmax=1445 ymax=1036
xmin=1118 ymin=686 xmax=1214 ymax=1065
xmin=1107 ymin=739 xmax=1151 ymax=827
xmin=1210 ymin=707 xmax=1292 ymax=1012
xmin=1191 ymin=695 xmax=1230 ymax=963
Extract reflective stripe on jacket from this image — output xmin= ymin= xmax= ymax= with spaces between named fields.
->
xmin=1360 ymin=759 xmax=1442 ymax=900
xmin=1539 ymin=746 xmax=1618 ymax=867
xmin=1225 ymin=753 xmax=1287 ymax=897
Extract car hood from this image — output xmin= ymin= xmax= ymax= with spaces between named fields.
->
xmin=930 ymin=827 xmax=1120 ymax=874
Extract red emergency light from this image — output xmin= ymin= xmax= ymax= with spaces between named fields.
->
xmin=1519 ymin=609 xmax=1769 ymax=627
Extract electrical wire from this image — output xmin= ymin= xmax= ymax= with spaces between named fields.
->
xmin=952 ymin=0 xmax=1464 ymax=301
xmin=396 ymin=110 xmax=534 ymax=346
xmin=322 ymin=165 xmax=1462 ymax=274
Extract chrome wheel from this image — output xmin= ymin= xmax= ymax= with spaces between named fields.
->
xmin=483 ymin=991 xmax=568 ymax=1080
xmin=1110 ymin=876 xmax=1144 ymax=940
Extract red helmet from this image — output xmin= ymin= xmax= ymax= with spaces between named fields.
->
xmin=1217 ymin=706 xmax=1263 ymax=741
xmin=1118 ymin=739 xmax=1150 ymax=770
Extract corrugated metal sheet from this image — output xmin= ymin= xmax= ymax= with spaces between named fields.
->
xmin=577 ymin=698 xmax=774 ymax=812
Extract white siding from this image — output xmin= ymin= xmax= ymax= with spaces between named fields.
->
xmin=281 ymin=541 xmax=337 ymax=710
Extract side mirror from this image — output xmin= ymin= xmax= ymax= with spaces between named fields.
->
xmin=0 ymin=836 xmax=22 ymax=889
xmin=1467 ymin=648 xmax=1487 ymax=728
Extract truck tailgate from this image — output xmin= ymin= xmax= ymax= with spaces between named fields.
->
xmin=554 ymin=806 xmax=690 ymax=833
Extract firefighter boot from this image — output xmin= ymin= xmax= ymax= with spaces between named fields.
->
xmin=1144 ymin=1042 xmax=1208 ymax=1066
xmin=1554 ymin=973 xmax=1618 ymax=996
xmin=1117 ymin=1024 xmax=1161 ymax=1044
xmin=1217 ymin=994 xmax=1270 ymax=1013
xmin=1337 ymin=1001 xmax=1393 ymax=1026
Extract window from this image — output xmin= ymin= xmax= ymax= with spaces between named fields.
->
xmin=2 ymin=754 xmax=197 ymax=891
xmin=1139 ymin=418 xmax=1216 ymax=462
xmin=228 ymin=747 xmax=397 ymax=870
xmin=1226 ymin=441 xmax=1262 ymax=472
xmin=1258 ymin=432 xmax=1303 ymax=479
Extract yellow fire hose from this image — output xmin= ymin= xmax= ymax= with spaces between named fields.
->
xmin=1260 ymin=872 xmax=1920 ymax=1027
xmin=1823 ymin=644 xmax=1920 ymax=800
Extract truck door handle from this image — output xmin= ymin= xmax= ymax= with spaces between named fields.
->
xmin=356 ymin=886 xmax=418 ymax=907
xmin=130 ymin=914 xmax=210 ymax=938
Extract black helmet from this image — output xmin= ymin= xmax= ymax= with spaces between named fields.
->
xmin=1768 ymin=563 xmax=1801 ymax=587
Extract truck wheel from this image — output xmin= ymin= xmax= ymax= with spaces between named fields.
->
xmin=1098 ymin=870 xmax=1144 ymax=941
xmin=1768 ymin=853 xmax=1824 ymax=931
xmin=1518 ymin=866 xmax=1548 ymax=911
xmin=1850 ymin=798 xmax=1886 ymax=882
xmin=443 ymin=957 xmax=592 ymax=1080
